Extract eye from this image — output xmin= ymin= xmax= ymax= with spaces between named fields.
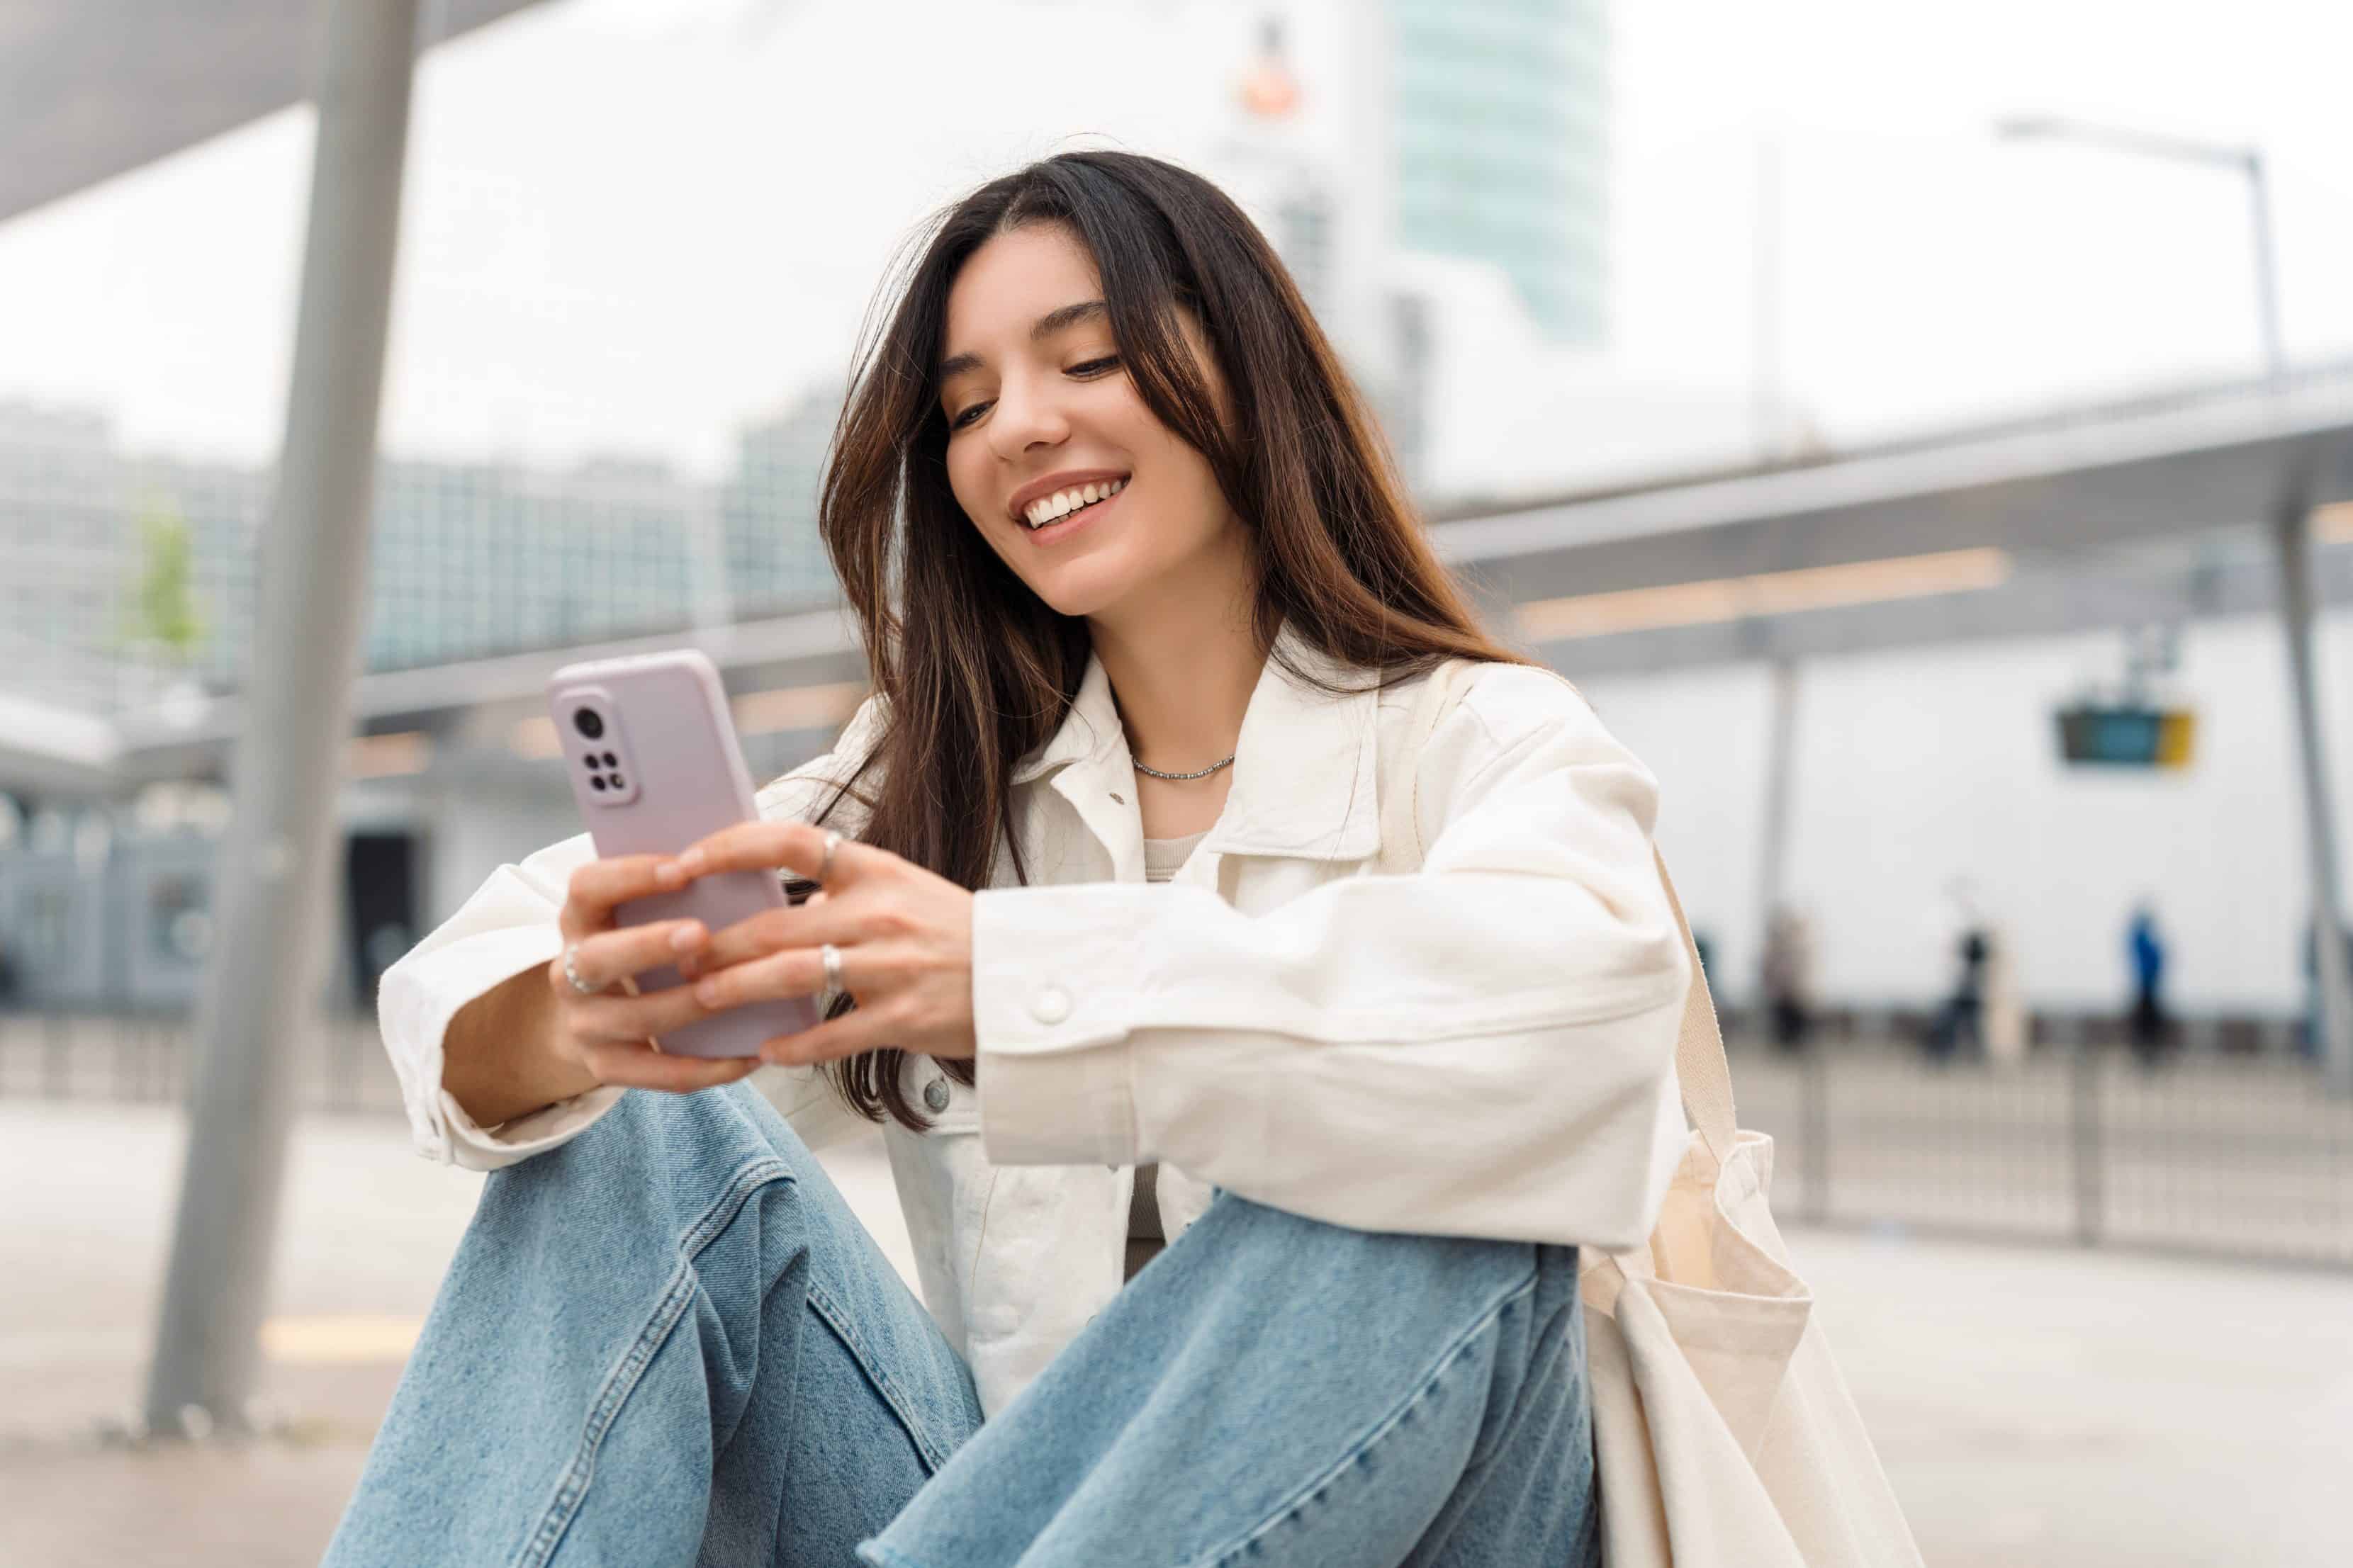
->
xmin=1067 ymin=355 xmax=1121 ymax=378
xmin=948 ymin=399 xmax=992 ymax=432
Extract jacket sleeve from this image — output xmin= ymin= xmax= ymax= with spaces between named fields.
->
xmin=378 ymin=699 xmax=886 ymax=1172
xmin=970 ymin=665 xmax=1692 ymax=1251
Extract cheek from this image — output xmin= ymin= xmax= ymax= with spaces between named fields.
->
xmin=945 ymin=441 xmax=997 ymax=534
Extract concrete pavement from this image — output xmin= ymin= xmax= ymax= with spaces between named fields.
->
xmin=3 ymin=1098 xmax=2348 ymax=1567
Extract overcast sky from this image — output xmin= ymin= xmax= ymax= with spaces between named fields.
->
xmin=2 ymin=0 xmax=2349 ymax=487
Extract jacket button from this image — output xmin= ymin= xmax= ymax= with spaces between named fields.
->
xmin=923 ymin=1078 xmax=951 ymax=1113
xmin=1030 ymin=986 xmax=1073 ymax=1025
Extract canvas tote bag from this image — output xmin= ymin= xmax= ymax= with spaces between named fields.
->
xmin=1382 ymin=660 xmax=1922 ymax=1568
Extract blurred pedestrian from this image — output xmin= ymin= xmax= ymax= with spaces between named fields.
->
xmin=1925 ymin=879 xmax=1988 ymax=1061
xmin=2128 ymin=904 xmax=2170 ymax=1066
xmin=1926 ymin=928 xmax=1987 ymax=1060
xmin=1762 ymin=905 xmax=1815 ymax=1052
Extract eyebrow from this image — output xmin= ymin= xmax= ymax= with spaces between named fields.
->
xmin=938 ymin=299 xmax=1111 ymax=383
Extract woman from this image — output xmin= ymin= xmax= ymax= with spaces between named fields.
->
xmin=330 ymin=151 xmax=1690 ymax=1567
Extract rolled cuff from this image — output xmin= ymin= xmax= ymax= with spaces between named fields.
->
xmin=438 ymin=1083 xmax=627 ymax=1171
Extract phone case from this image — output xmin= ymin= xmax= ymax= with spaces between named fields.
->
xmin=546 ymin=650 xmax=823 ymax=1059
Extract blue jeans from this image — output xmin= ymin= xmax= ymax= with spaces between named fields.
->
xmin=325 ymin=1082 xmax=1599 ymax=1567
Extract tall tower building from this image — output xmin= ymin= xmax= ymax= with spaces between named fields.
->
xmin=1389 ymin=0 xmax=1608 ymax=344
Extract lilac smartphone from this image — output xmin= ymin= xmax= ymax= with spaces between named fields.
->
xmin=546 ymin=649 xmax=822 ymax=1059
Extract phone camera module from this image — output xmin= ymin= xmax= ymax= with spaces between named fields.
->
xmin=573 ymin=708 xmax=605 ymax=741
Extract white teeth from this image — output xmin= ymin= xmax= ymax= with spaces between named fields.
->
xmin=1021 ymin=478 xmax=1130 ymax=529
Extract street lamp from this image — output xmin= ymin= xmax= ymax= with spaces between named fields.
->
xmin=1994 ymin=114 xmax=2283 ymax=382
xmin=1997 ymin=114 xmax=2353 ymax=1095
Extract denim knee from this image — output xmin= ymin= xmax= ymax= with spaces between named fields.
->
xmin=483 ymin=1082 xmax=810 ymax=1232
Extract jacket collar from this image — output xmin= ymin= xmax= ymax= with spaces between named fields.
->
xmin=1011 ymin=621 xmax=1385 ymax=863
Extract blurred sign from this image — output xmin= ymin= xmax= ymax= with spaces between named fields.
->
xmin=2055 ymin=705 xmax=2197 ymax=769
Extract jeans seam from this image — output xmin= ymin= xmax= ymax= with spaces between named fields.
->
xmin=1177 ymin=1265 xmax=1544 ymax=1568
xmin=806 ymin=1280 xmax=955 ymax=1474
xmin=511 ymin=1154 xmax=796 ymax=1568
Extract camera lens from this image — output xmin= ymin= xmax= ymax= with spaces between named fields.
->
xmin=573 ymin=708 xmax=605 ymax=740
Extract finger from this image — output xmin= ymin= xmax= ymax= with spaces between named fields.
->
xmin=552 ymin=919 xmax=708 ymax=997
xmin=578 ymin=1039 xmax=763 ymax=1093
xmin=658 ymin=820 xmax=887 ymax=891
xmin=568 ymin=978 xmax=722 ymax=1046
xmin=688 ymin=942 xmax=879 ymax=1014
xmin=561 ymin=854 xmax=680 ymax=940
xmin=758 ymin=1000 xmax=909 ymax=1068
xmin=695 ymin=900 xmax=871 ymax=974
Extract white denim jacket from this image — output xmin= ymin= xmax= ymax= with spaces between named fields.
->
xmin=378 ymin=626 xmax=1692 ymax=1416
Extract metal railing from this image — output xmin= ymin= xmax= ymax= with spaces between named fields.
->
xmin=1727 ymin=1039 xmax=2353 ymax=1268
xmin=4 ymin=1013 xmax=2347 ymax=1267
xmin=0 ymin=1010 xmax=403 ymax=1117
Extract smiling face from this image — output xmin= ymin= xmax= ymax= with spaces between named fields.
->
xmin=938 ymin=222 xmax=1248 ymax=622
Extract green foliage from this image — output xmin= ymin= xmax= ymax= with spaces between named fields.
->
xmin=122 ymin=497 xmax=206 ymax=665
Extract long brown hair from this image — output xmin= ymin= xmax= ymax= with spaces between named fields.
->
xmin=804 ymin=150 xmax=1532 ymax=1130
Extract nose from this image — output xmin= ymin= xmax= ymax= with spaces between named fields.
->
xmin=986 ymin=368 xmax=1070 ymax=462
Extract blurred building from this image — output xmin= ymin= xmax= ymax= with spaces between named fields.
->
xmin=721 ymin=383 xmax=845 ymax=619
xmin=1390 ymin=0 xmax=1610 ymax=345
xmin=0 ymin=390 xmax=843 ymax=701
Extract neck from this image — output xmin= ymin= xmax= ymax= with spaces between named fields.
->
xmin=1087 ymin=587 xmax=1264 ymax=779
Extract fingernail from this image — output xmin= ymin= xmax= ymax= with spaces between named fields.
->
xmin=678 ymin=847 xmax=707 ymax=871
xmin=654 ymin=860 xmax=685 ymax=887
xmin=669 ymin=924 xmax=703 ymax=952
xmin=695 ymin=980 xmax=721 ymax=1007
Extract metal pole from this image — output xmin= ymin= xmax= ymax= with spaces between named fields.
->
xmin=2247 ymin=152 xmax=2353 ymax=1095
xmin=2273 ymin=487 xmax=2353 ymax=1095
xmin=1756 ymin=656 xmax=1799 ymax=1008
xmin=145 ymin=0 xmax=422 ymax=1436
xmin=1751 ymin=131 xmax=1782 ymax=462
xmin=2245 ymin=153 xmax=2287 ymax=381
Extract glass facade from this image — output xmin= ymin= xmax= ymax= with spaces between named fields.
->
xmin=1391 ymin=0 xmax=1608 ymax=344
xmin=0 ymin=393 xmax=843 ymax=706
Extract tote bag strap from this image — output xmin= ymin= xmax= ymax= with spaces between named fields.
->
xmin=1380 ymin=658 xmax=1739 ymax=1163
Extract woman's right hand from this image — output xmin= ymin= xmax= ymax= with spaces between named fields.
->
xmin=540 ymin=853 xmax=768 ymax=1095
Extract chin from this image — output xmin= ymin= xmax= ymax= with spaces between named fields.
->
xmin=1026 ymin=573 xmax=1138 ymax=621
xmin=1006 ymin=546 xmax=1152 ymax=621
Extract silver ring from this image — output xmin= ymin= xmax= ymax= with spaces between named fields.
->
xmin=562 ymin=942 xmax=598 ymax=997
xmin=820 ymin=942 xmax=846 ymax=996
xmin=819 ymin=830 xmax=844 ymax=882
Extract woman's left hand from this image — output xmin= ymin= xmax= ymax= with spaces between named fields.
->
xmin=656 ymin=823 xmax=977 ymax=1065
